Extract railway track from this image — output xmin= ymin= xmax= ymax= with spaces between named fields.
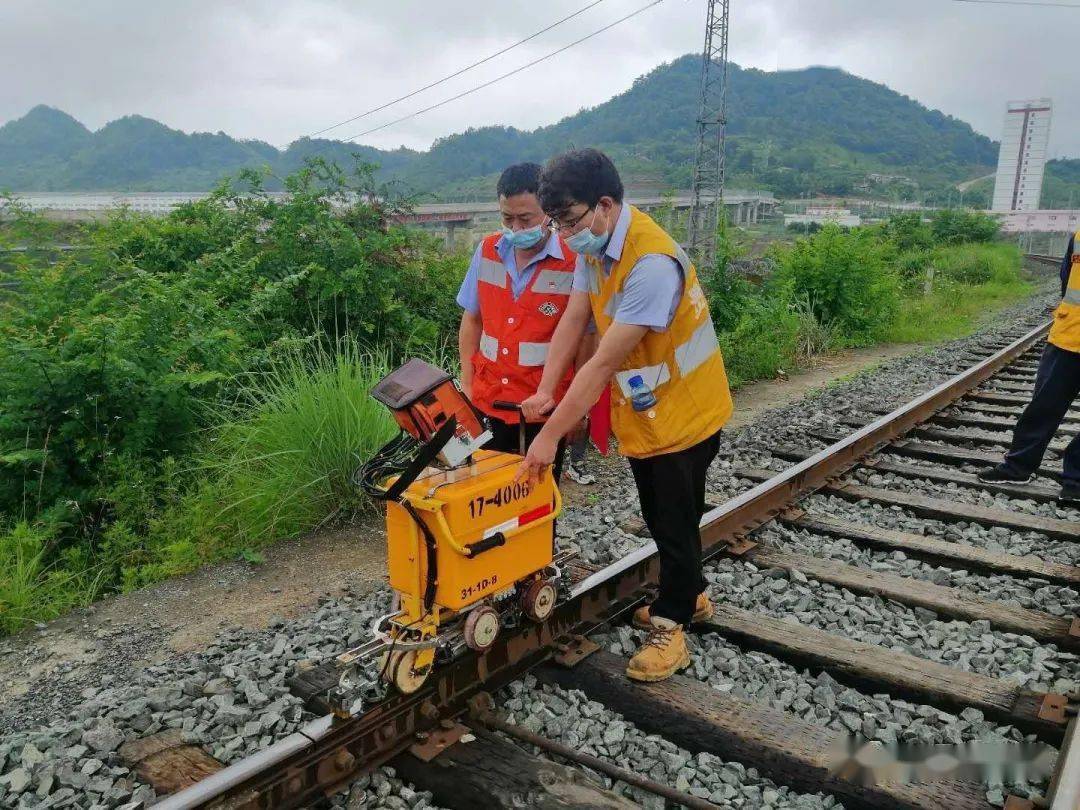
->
xmin=131 ymin=320 xmax=1080 ymax=809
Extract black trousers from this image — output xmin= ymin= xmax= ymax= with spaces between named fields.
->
xmin=628 ymin=430 xmax=722 ymax=625
xmin=486 ymin=417 xmax=567 ymax=484
xmin=1003 ymin=342 xmax=1080 ymax=485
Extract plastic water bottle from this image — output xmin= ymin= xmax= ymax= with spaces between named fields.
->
xmin=628 ymin=375 xmax=657 ymax=412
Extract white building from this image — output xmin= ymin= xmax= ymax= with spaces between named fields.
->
xmin=991 ymin=98 xmax=1052 ymax=212
xmin=785 ymin=207 xmax=862 ymax=228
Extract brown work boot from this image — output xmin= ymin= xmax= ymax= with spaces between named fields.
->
xmin=632 ymin=592 xmax=713 ymax=629
xmin=626 ymin=617 xmax=691 ymax=682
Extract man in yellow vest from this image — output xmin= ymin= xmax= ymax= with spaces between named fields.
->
xmin=517 ymin=148 xmax=733 ymax=682
xmin=980 ymin=231 xmax=1080 ymax=502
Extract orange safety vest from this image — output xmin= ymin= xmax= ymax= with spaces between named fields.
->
xmin=471 ymin=233 xmax=576 ymax=423
xmin=1048 ymin=230 xmax=1080 ymax=353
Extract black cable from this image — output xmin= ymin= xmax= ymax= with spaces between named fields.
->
xmin=302 ymin=0 xmax=609 ymax=141
xmin=338 ymin=0 xmax=666 ymax=144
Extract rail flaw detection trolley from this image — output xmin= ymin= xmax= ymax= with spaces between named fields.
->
xmin=350 ymin=359 xmax=563 ymax=696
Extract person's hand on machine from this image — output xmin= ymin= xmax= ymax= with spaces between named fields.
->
xmin=515 ymin=429 xmax=558 ymax=486
xmin=520 ymin=389 xmax=556 ymax=423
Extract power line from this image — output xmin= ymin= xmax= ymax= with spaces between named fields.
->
xmin=339 ymin=0 xmax=666 ymax=144
xmin=302 ymin=0 xmax=609 ymax=141
xmin=951 ymin=0 xmax=1080 ymax=7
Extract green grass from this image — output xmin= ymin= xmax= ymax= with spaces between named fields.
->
xmin=139 ymin=341 xmax=411 ymax=583
xmin=0 ymin=522 xmax=106 ymax=634
xmin=884 ymin=243 xmax=1032 ymax=344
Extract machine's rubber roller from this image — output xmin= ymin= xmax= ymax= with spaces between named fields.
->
xmin=463 ymin=606 xmax=500 ymax=651
xmin=521 ymin=580 xmax=557 ymax=622
xmin=381 ymin=649 xmax=430 ymax=694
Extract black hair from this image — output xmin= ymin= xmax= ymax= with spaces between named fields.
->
xmin=496 ymin=162 xmax=543 ymax=199
xmin=538 ymin=148 xmax=624 ymax=217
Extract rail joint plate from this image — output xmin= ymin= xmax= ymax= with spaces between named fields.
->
xmin=409 ymin=722 xmax=470 ymax=762
xmin=554 ymin=635 xmax=601 ymax=667
xmin=1037 ymin=693 xmax=1068 ymax=723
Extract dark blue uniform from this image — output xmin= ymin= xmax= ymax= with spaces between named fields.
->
xmin=995 ymin=235 xmax=1080 ymax=490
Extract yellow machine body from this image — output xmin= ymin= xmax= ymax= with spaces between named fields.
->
xmin=386 ymin=449 xmax=560 ymax=623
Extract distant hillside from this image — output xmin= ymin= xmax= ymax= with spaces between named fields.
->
xmin=3 ymin=56 xmax=1077 ymax=205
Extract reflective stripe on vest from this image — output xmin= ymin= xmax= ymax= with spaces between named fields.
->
xmin=479 ymin=332 xmax=498 ymax=361
xmin=478 ymin=257 xmax=506 ymax=287
xmin=471 ymin=232 xmax=578 ymax=420
xmin=615 ymin=363 xmax=671 ymax=398
xmin=518 ymin=341 xmax=550 ymax=366
xmin=1065 ymin=288 xmax=1080 ymax=305
xmin=533 ymin=268 xmax=574 ymax=296
xmin=674 ymin=319 xmax=721 ymax=377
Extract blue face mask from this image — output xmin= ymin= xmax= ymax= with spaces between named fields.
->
xmin=501 ymin=223 xmax=547 ymax=249
xmin=565 ymin=208 xmax=611 ymax=257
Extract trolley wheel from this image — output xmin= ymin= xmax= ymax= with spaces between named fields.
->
xmin=521 ymin=579 xmax=557 ymax=622
xmin=463 ymin=606 xmax=501 ymax=651
xmin=380 ymin=649 xmax=430 ymax=694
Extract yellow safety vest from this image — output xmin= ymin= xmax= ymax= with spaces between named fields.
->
xmin=586 ymin=206 xmax=733 ymax=458
xmin=1048 ymin=230 xmax=1080 ymax=353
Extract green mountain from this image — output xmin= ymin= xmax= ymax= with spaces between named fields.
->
xmin=3 ymin=58 xmax=1078 ymax=206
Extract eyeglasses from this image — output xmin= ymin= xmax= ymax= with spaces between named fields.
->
xmin=549 ymin=206 xmax=593 ymax=234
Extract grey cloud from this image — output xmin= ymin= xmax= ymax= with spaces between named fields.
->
xmin=1 ymin=0 xmax=1075 ymax=156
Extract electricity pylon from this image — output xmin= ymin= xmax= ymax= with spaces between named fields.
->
xmin=687 ymin=0 xmax=730 ymax=269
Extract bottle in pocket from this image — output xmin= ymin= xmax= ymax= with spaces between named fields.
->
xmin=628 ymin=374 xmax=657 ymax=412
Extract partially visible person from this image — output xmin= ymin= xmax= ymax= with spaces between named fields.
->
xmin=457 ymin=162 xmax=583 ymax=481
xmin=565 ymin=334 xmax=599 ymax=485
xmin=979 ymin=231 xmax=1080 ymax=502
xmin=516 ymin=148 xmax=734 ymax=683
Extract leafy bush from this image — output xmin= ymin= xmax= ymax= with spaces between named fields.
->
xmin=0 ymin=160 xmax=470 ymax=633
xmin=882 ymin=212 xmax=933 ymax=253
xmin=773 ymin=224 xmax=900 ymax=345
xmin=699 ymin=220 xmax=756 ymax=333
xmin=930 ymin=208 xmax=1000 ymax=245
xmin=0 ymin=521 xmax=104 ymax=634
xmin=933 ymin=242 xmax=1019 ymax=285
xmin=136 ymin=342 xmax=409 ymax=584
xmin=718 ymin=291 xmax=801 ymax=387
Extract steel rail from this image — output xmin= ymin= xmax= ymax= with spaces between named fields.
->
xmin=1049 ymin=717 xmax=1080 ymax=810
xmin=161 ymin=320 xmax=1051 ymax=809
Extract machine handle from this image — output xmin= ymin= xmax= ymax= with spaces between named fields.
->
xmin=464 ymin=532 xmax=507 ymax=557
xmin=491 ymin=400 xmax=527 ymax=455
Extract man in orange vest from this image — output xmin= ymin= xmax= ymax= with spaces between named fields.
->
xmin=980 ymin=232 xmax=1080 ymax=502
xmin=457 ymin=162 xmax=585 ymax=479
xmin=517 ymin=149 xmax=734 ymax=683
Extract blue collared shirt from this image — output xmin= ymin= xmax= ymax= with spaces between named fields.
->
xmin=571 ymin=204 xmax=683 ymax=331
xmin=456 ymin=231 xmax=566 ymax=314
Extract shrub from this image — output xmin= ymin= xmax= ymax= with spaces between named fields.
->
xmin=134 ymin=340 xmax=458 ymax=584
xmin=881 ymin=212 xmax=933 ymax=253
xmin=718 ymin=284 xmax=802 ymax=387
xmin=773 ymin=224 xmax=900 ymax=345
xmin=699 ymin=220 xmax=755 ymax=333
xmin=930 ymin=209 xmax=1000 ymax=245
xmin=0 ymin=159 xmax=470 ymax=631
xmin=0 ymin=522 xmax=103 ymax=634
xmin=933 ymin=242 xmax=1019 ymax=285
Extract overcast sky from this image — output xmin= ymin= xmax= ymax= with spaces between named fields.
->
xmin=2 ymin=0 xmax=1076 ymax=159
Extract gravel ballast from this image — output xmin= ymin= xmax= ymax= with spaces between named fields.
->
xmin=0 ymin=283 xmax=1066 ymax=808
